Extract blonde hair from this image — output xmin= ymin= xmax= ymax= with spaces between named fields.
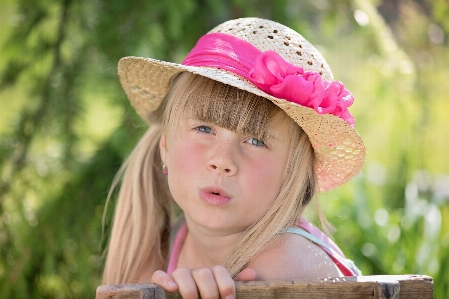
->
xmin=103 ymin=72 xmax=321 ymax=283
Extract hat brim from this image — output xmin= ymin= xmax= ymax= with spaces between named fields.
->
xmin=118 ymin=56 xmax=366 ymax=192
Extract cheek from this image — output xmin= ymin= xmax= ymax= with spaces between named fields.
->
xmin=245 ymin=155 xmax=287 ymax=201
xmin=171 ymin=141 xmax=205 ymax=172
xmin=166 ymin=141 xmax=204 ymax=195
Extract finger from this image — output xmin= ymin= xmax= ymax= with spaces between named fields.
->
xmin=171 ymin=268 xmax=199 ymax=299
xmin=211 ymin=265 xmax=236 ymax=299
xmin=150 ymin=270 xmax=178 ymax=292
xmin=234 ymin=268 xmax=257 ymax=281
xmin=191 ymin=267 xmax=219 ymax=299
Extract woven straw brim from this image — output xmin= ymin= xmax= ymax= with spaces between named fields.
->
xmin=118 ymin=57 xmax=365 ymax=192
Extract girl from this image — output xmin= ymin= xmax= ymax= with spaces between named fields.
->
xmin=103 ymin=18 xmax=366 ymax=299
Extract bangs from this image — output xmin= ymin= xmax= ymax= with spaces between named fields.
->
xmin=165 ymin=72 xmax=281 ymax=141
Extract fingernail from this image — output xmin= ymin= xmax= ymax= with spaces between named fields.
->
xmin=168 ymin=281 xmax=177 ymax=289
xmin=225 ymin=295 xmax=235 ymax=299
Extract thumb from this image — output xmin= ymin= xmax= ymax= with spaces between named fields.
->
xmin=234 ymin=268 xmax=256 ymax=281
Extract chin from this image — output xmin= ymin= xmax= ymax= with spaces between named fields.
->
xmin=192 ymin=214 xmax=246 ymax=232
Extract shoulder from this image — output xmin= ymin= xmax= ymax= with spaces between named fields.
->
xmin=247 ymin=232 xmax=342 ymax=281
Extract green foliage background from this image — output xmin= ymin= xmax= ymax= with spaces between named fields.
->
xmin=0 ymin=0 xmax=448 ymax=297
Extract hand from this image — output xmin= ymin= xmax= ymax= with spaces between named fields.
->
xmin=151 ymin=266 xmax=256 ymax=299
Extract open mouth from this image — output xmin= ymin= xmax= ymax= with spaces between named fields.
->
xmin=199 ymin=187 xmax=232 ymax=206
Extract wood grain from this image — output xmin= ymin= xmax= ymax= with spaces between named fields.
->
xmin=95 ymin=275 xmax=433 ymax=299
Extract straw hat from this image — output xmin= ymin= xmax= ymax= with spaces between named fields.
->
xmin=117 ymin=17 xmax=366 ymax=191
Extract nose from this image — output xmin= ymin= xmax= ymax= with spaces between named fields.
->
xmin=207 ymin=138 xmax=238 ymax=176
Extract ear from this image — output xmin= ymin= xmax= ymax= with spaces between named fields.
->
xmin=159 ymin=133 xmax=168 ymax=166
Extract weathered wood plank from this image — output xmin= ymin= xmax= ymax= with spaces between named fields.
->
xmin=234 ymin=277 xmax=376 ymax=299
xmin=356 ymin=275 xmax=434 ymax=299
xmin=95 ymin=275 xmax=433 ymax=299
xmin=96 ymin=284 xmax=165 ymax=299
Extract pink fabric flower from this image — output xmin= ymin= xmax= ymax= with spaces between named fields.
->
xmin=248 ymin=51 xmax=355 ymax=127
xmin=323 ymin=81 xmax=355 ymax=126
xmin=248 ymin=50 xmax=304 ymax=93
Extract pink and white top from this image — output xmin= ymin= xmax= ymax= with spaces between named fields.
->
xmin=166 ymin=218 xmax=361 ymax=276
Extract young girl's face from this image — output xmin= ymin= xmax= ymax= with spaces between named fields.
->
xmin=160 ymin=111 xmax=293 ymax=234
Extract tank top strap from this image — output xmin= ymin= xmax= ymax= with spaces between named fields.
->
xmin=284 ymin=228 xmax=332 ymax=251
xmin=166 ymin=219 xmax=188 ymax=274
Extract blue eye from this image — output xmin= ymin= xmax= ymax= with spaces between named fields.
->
xmin=247 ymin=138 xmax=265 ymax=147
xmin=197 ymin=125 xmax=212 ymax=134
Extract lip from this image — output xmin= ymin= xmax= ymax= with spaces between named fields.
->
xmin=198 ymin=186 xmax=232 ymax=206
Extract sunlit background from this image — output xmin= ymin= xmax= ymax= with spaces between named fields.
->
xmin=0 ymin=0 xmax=448 ymax=298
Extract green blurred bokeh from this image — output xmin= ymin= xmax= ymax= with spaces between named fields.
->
xmin=0 ymin=0 xmax=448 ymax=298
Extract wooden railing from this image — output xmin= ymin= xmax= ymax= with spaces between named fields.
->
xmin=96 ymin=274 xmax=433 ymax=299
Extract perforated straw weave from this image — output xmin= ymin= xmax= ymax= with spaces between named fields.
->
xmin=118 ymin=18 xmax=366 ymax=191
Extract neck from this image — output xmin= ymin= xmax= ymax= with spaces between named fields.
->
xmin=178 ymin=217 xmax=244 ymax=268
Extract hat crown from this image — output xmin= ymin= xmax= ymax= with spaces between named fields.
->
xmin=209 ymin=18 xmax=333 ymax=81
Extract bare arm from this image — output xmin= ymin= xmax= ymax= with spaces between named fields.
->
xmin=247 ymin=233 xmax=342 ymax=281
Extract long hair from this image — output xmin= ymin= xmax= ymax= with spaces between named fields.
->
xmin=103 ymin=72 xmax=322 ymax=283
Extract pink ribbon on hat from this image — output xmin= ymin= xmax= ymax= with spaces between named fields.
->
xmin=182 ymin=33 xmax=355 ymax=127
